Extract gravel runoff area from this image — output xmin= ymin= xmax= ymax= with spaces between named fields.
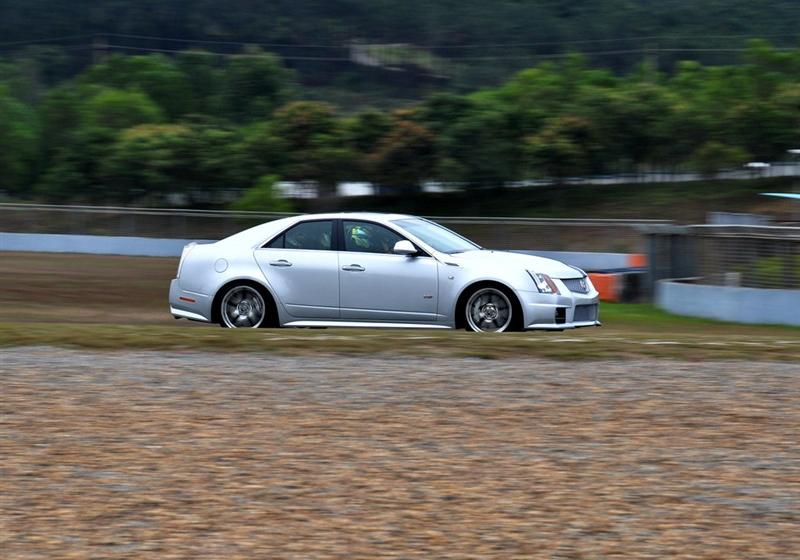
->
xmin=2 ymin=348 xmax=799 ymax=559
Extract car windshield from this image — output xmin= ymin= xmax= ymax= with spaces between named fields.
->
xmin=392 ymin=218 xmax=481 ymax=254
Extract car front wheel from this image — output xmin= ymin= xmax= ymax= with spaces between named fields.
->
xmin=465 ymin=287 xmax=514 ymax=332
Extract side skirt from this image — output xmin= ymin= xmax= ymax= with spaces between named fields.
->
xmin=283 ymin=320 xmax=453 ymax=329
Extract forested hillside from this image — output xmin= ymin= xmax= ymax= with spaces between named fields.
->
xmin=2 ymin=1 xmax=800 ymax=207
xmin=2 ymin=0 xmax=800 ymax=100
xmin=2 ymin=40 xmax=799 ymax=206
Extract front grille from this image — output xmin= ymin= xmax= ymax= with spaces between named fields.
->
xmin=555 ymin=307 xmax=566 ymax=324
xmin=574 ymin=304 xmax=598 ymax=322
xmin=563 ymin=277 xmax=589 ymax=294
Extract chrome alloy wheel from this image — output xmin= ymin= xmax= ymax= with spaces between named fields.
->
xmin=466 ymin=288 xmax=513 ymax=332
xmin=221 ymin=285 xmax=266 ymax=328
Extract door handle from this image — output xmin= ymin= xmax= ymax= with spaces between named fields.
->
xmin=269 ymin=259 xmax=292 ymax=267
xmin=342 ymin=264 xmax=365 ymax=272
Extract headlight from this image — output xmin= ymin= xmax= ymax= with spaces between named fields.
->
xmin=528 ymin=271 xmax=560 ymax=294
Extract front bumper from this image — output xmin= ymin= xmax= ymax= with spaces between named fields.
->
xmin=518 ymin=288 xmax=601 ymax=330
xmin=169 ymin=278 xmax=212 ymax=322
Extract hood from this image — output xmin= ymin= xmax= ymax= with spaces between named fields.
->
xmin=444 ymin=249 xmax=581 ymax=279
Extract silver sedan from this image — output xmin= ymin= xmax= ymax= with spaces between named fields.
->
xmin=169 ymin=213 xmax=600 ymax=332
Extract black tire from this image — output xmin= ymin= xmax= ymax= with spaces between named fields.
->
xmin=213 ymin=281 xmax=278 ymax=328
xmin=459 ymin=283 xmax=523 ymax=332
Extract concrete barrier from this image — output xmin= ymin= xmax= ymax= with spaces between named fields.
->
xmin=1 ymin=232 xmax=210 ymax=257
xmin=514 ymin=250 xmax=648 ymax=302
xmin=513 ymin=250 xmax=646 ymax=272
xmin=656 ymin=279 xmax=800 ymax=327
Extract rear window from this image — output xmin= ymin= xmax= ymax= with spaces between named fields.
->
xmin=265 ymin=220 xmax=333 ymax=251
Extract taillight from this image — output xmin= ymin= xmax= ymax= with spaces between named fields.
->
xmin=176 ymin=242 xmax=196 ymax=278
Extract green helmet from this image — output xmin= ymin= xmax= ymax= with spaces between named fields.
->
xmin=350 ymin=225 xmax=370 ymax=249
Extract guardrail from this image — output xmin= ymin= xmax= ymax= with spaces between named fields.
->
xmin=0 ymin=203 xmax=672 ymax=225
xmin=0 ymin=203 xmax=671 ymax=253
xmin=0 ymin=203 xmax=296 ymax=219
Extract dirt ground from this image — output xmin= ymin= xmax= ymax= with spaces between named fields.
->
xmin=2 ymin=349 xmax=798 ymax=559
xmin=0 ymin=252 xmax=177 ymax=324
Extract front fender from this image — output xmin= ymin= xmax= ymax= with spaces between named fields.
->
xmin=440 ymin=265 xmax=530 ymax=326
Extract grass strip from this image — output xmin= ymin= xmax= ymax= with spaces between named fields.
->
xmin=1 ymin=320 xmax=797 ymax=361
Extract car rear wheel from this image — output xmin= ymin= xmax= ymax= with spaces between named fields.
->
xmin=220 ymin=285 xmax=267 ymax=328
xmin=465 ymin=287 xmax=513 ymax=332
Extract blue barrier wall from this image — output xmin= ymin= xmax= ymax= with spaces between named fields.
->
xmin=1 ymin=232 xmax=210 ymax=257
xmin=3 ymin=233 xmax=640 ymax=272
xmin=513 ymin=250 xmax=634 ymax=272
xmin=656 ymin=280 xmax=800 ymax=327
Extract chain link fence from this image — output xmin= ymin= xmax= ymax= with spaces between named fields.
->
xmin=645 ymin=224 xmax=800 ymax=290
xmin=695 ymin=226 xmax=800 ymax=289
xmin=0 ymin=204 xmax=667 ymax=253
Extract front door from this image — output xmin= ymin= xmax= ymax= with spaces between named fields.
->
xmin=338 ymin=220 xmax=438 ymax=322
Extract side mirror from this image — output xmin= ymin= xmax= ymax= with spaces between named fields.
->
xmin=393 ymin=240 xmax=417 ymax=256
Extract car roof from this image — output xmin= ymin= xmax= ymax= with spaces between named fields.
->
xmin=292 ymin=212 xmax=417 ymax=222
xmin=217 ymin=212 xmax=419 ymax=247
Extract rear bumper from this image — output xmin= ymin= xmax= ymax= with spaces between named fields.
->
xmin=519 ymin=289 xmax=601 ymax=330
xmin=169 ymin=278 xmax=212 ymax=322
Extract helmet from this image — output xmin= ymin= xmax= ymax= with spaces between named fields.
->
xmin=350 ymin=225 xmax=370 ymax=249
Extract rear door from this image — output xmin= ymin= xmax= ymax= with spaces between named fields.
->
xmin=338 ymin=220 xmax=438 ymax=322
xmin=254 ymin=219 xmax=339 ymax=318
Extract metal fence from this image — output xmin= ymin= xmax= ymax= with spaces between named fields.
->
xmin=645 ymin=224 xmax=800 ymax=290
xmin=0 ymin=203 xmax=668 ymax=253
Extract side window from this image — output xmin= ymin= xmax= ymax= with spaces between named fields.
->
xmin=282 ymin=220 xmax=333 ymax=251
xmin=265 ymin=234 xmax=284 ymax=248
xmin=343 ymin=221 xmax=405 ymax=254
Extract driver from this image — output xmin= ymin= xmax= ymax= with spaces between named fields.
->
xmin=349 ymin=225 xmax=371 ymax=250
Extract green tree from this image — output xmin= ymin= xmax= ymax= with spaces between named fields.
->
xmin=81 ymin=54 xmax=192 ymax=120
xmin=230 ymin=174 xmax=292 ymax=212
xmin=689 ymin=141 xmax=749 ymax=178
xmin=223 ymin=48 xmax=294 ymax=121
xmin=342 ymin=109 xmax=393 ymax=153
xmin=272 ymin=101 xmax=356 ymax=196
xmin=38 ymin=85 xmax=82 ymax=162
xmin=368 ymin=118 xmax=436 ymax=192
xmin=99 ymin=119 xmax=264 ymax=203
xmin=185 ymin=122 xmax=252 ymax=198
xmin=595 ymin=83 xmax=674 ymax=171
xmin=417 ymin=92 xmax=475 ymax=135
xmin=80 ymin=87 xmax=164 ymax=130
xmin=37 ymin=86 xmax=164 ymax=201
xmin=175 ymin=52 xmax=226 ymax=116
xmin=525 ymin=116 xmax=591 ymax=182
xmin=341 ymin=109 xmax=392 ymax=177
xmin=99 ymin=124 xmax=191 ymax=202
xmin=434 ymin=106 xmax=523 ymax=187
xmin=238 ymin=121 xmax=289 ymax=182
xmin=0 ymin=85 xmax=38 ymax=197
